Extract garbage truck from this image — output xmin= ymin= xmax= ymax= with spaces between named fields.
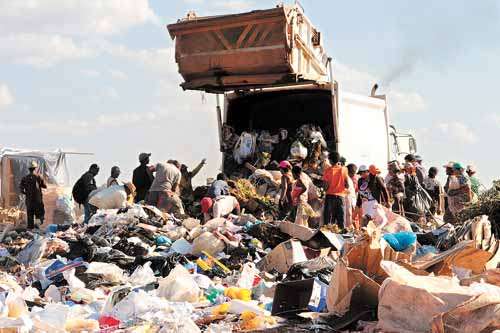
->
xmin=167 ymin=4 xmax=417 ymax=172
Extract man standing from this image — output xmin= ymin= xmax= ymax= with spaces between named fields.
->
xmin=73 ymin=164 xmax=99 ymax=224
xmin=405 ymin=154 xmax=426 ymax=184
xmin=107 ymin=166 xmax=121 ymax=187
xmin=179 ymin=159 xmax=206 ymax=203
xmin=147 ymin=160 xmax=185 ymax=216
xmin=133 ymin=153 xmax=154 ymax=203
xmin=322 ymin=152 xmax=348 ymax=228
xmin=466 ymin=165 xmax=481 ymax=198
xmin=20 ymin=161 xmax=47 ymax=229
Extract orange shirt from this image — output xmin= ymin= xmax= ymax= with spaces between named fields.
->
xmin=323 ymin=165 xmax=348 ymax=196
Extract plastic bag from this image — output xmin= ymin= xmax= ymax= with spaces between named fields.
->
xmin=86 ymin=262 xmax=124 ymax=283
xmin=6 ymin=292 xmax=28 ymax=318
xmin=382 ymin=232 xmax=417 ymax=252
xmin=170 ymin=238 xmax=193 ymax=255
xmin=290 ymin=140 xmax=308 ymax=160
xmin=157 ymin=265 xmax=200 ymax=303
xmin=16 ymin=238 xmax=47 ymax=266
xmin=182 ymin=218 xmax=200 ymax=230
xmin=233 ymin=132 xmax=257 ymax=164
xmin=237 ymin=263 xmax=261 ymax=290
xmin=65 ymin=318 xmax=99 ymax=332
xmin=31 ymin=303 xmax=69 ymax=332
xmin=191 ymin=232 xmax=225 ymax=256
xmin=44 ymin=285 xmax=62 ymax=302
xmin=128 ymin=262 xmax=156 ymax=286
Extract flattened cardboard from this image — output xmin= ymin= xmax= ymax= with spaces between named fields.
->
xmin=257 ymin=239 xmax=308 ymax=274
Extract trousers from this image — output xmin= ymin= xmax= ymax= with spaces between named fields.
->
xmin=323 ymin=195 xmax=345 ymax=228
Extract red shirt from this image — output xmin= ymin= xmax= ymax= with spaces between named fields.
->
xmin=322 ymin=165 xmax=348 ymax=196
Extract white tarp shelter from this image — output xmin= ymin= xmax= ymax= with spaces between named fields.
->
xmin=0 ymin=148 xmax=69 ymax=208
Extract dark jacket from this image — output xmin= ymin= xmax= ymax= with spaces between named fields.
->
xmin=80 ymin=171 xmax=97 ymax=201
xmin=133 ymin=164 xmax=154 ymax=202
xmin=20 ymin=174 xmax=47 ymax=206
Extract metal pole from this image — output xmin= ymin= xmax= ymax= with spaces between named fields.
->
xmin=328 ymin=57 xmax=339 ymax=151
xmin=216 ymin=94 xmax=223 ymax=152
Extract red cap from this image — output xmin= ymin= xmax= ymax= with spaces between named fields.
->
xmin=200 ymin=197 xmax=213 ymax=213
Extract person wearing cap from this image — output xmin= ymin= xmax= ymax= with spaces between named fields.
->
xmin=278 ymin=160 xmax=294 ymax=218
xmin=414 ymin=155 xmax=427 ymax=184
xmin=179 ymin=158 xmax=207 ymax=204
xmin=446 ymin=163 xmax=472 ymax=222
xmin=147 ymin=160 xmax=185 ymax=217
xmin=356 ymin=164 xmax=390 ymax=220
xmin=107 ymin=166 xmax=121 ymax=188
xmin=88 ymin=182 xmax=136 ymax=210
xmin=403 ymin=162 xmax=430 ymax=222
xmin=442 ymin=161 xmax=455 ymax=223
xmin=133 ymin=153 xmax=154 ymax=203
xmin=466 ymin=165 xmax=481 ymax=197
xmin=201 ymin=195 xmax=240 ymax=222
xmin=322 ymin=152 xmax=348 ymax=228
xmin=20 ymin=161 xmax=47 ymax=229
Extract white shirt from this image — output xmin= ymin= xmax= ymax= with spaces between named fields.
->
xmin=212 ymin=196 xmax=239 ymax=218
xmin=88 ymin=185 xmax=128 ymax=209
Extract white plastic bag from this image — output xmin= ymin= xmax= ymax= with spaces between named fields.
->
xmin=237 ymin=263 xmax=260 ymax=290
xmin=233 ymin=132 xmax=256 ymax=164
xmin=128 ymin=262 xmax=156 ymax=286
xmin=157 ymin=265 xmax=200 ymax=303
xmin=290 ymin=141 xmax=308 ymax=159
xmin=191 ymin=232 xmax=225 ymax=256
xmin=86 ymin=262 xmax=124 ymax=283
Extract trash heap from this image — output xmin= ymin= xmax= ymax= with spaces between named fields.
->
xmin=0 ymin=198 xmax=498 ymax=332
xmin=223 ymin=124 xmax=329 ymax=178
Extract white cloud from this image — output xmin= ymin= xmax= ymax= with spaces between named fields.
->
xmin=335 ymin=61 xmax=427 ymax=113
xmin=81 ymin=69 xmax=101 ymax=78
xmin=0 ymin=84 xmax=14 ymax=110
xmin=0 ymin=0 xmax=158 ymax=37
xmin=0 ymin=34 xmax=94 ymax=67
xmin=109 ymin=70 xmax=128 ymax=80
xmin=437 ymin=121 xmax=478 ymax=144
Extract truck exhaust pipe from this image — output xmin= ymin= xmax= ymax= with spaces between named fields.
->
xmin=371 ymin=83 xmax=379 ymax=96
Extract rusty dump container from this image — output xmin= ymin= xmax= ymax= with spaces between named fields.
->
xmin=167 ymin=5 xmax=329 ymax=92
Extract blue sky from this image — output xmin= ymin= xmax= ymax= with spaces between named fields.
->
xmin=0 ymin=0 xmax=498 ymax=186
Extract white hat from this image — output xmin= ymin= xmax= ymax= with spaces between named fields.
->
xmin=357 ymin=165 xmax=368 ymax=174
xmin=29 ymin=161 xmax=38 ymax=169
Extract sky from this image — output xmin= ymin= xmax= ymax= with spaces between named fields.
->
xmin=0 ymin=0 xmax=499 ymax=187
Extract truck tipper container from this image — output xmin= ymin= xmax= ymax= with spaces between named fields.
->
xmin=167 ymin=5 xmax=417 ymax=172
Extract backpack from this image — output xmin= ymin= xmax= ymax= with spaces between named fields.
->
xmin=72 ymin=176 xmax=87 ymax=205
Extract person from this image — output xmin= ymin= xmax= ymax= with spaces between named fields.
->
xmin=278 ymin=160 xmax=294 ymax=219
xmin=466 ymin=165 xmax=481 ymax=198
xmin=322 ymin=152 xmax=348 ymax=228
xmin=133 ymin=153 xmax=154 ymax=203
xmin=356 ymin=165 xmax=390 ymax=220
xmin=423 ymin=167 xmax=443 ymax=216
xmin=201 ymin=196 xmax=240 ymax=222
xmin=446 ymin=163 xmax=472 ymax=222
xmin=207 ymin=173 xmax=230 ymax=198
xmin=346 ymin=164 xmax=360 ymax=228
xmin=405 ymin=154 xmax=425 ymax=184
xmin=147 ymin=160 xmax=185 ymax=216
xmin=76 ymin=164 xmax=99 ymax=224
xmin=443 ymin=161 xmax=456 ymax=224
xmin=107 ymin=166 xmax=121 ymax=187
xmin=414 ymin=155 xmax=427 ymax=184
xmin=403 ymin=162 xmax=433 ymax=223
xmin=271 ymin=129 xmax=292 ymax=163
xmin=179 ymin=159 xmax=207 ymax=203
xmin=89 ymin=182 xmax=136 ymax=210
xmin=291 ymin=165 xmax=316 ymax=227
xmin=356 ymin=165 xmax=377 ymax=220
xmin=19 ymin=161 xmax=47 ymax=229
xmin=386 ymin=162 xmax=405 ymax=215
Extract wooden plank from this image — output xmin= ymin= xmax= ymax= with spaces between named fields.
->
xmin=244 ymin=25 xmax=262 ymax=48
xmin=236 ymin=24 xmax=254 ymax=49
xmin=170 ymin=16 xmax=284 ymax=37
xmin=214 ymin=30 xmax=233 ymax=50
xmin=254 ymin=23 xmax=275 ymax=47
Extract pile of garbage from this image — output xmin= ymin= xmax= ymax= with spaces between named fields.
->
xmin=223 ymin=124 xmax=329 ymax=178
xmin=0 ymin=198 xmax=498 ymax=332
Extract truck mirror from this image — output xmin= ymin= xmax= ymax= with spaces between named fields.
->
xmin=409 ymin=137 xmax=417 ymax=154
